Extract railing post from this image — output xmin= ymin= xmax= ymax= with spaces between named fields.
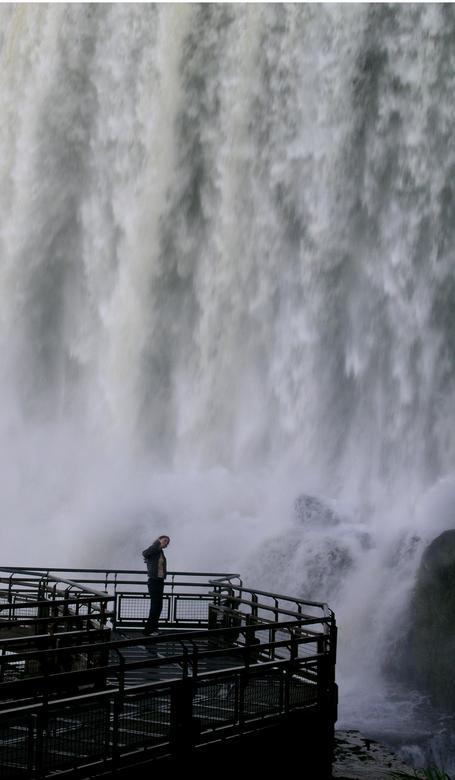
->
xmin=118 ymin=654 xmax=125 ymax=699
xmin=238 ymin=665 xmax=249 ymax=727
xmin=104 ymin=697 xmax=112 ymax=764
xmin=112 ymin=648 xmax=125 ymax=700
xmin=290 ymin=630 xmax=298 ymax=667
xmin=245 ymin=621 xmax=260 ymax=664
xmin=208 ymin=603 xmax=218 ymax=630
xmin=33 ymin=710 xmax=44 ymax=780
xmin=34 ymin=678 xmax=49 ymax=780
xmin=111 ymin=593 xmax=118 ymax=630
xmin=208 ymin=583 xmax=220 ymax=630
xmin=99 ymin=597 xmax=108 ymax=627
xmin=111 ymin=693 xmax=121 ymax=769
xmin=63 ymin=591 xmax=70 ymax=620
xmin=170 ymin=574 xmax=176 ymax=625
xmin=316 ymin=635 xmax=326 ymax=705
xmin=274 ymin=597 xmax=279 ymax=641
xmin=314 ymin=629 xmax=337 ymax=778
xmin=329 ymin=617 xmax=338 ymax=672
xmin=284 ymin=666 xmax=291 ymax=712
xmin=27 ymin=712 xmax=35 ymax=778
xmin=327 ymin=617 xmax=338 ymax=725
xmin=182 ymin=646 xmax=188 ymax=679
xmin=213 ymin=583 xmax=221 ymax=607
xmin=284 ymin=631 xmax=299 ymax=713
xmin=37 ymin=579 xmax=48 ymax=636
xmin=191 ymin=643 xmax=199 ymax=680
xmin=7 ymin=573 xmax=13 ymax=605
xmin=170 ymin=679 xmax=198 ymax=750
xmin=0 ymin=646 xmax=5 ymax=683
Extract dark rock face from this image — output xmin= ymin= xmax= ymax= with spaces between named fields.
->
xmin=245 ymin=494 xmax=373 ymax=602
xmin=399 ymin=529 xmax=455 ymax=710
xmin=333 ymin=730 xmax=412 ymax=779
xmin=294 ymin=494 xmax=340 ymax=527
xmin=294 ymin=494 xmax=372 ymax=550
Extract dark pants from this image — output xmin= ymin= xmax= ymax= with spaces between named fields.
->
xmin=145 ymin=577 xmax=164 ymax=632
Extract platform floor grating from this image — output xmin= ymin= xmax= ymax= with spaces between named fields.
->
xmin=106 ymin=629 xmax=248 ymax=686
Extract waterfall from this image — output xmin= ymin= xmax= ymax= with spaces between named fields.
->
xmin=1 ymin=3 xmax=455 ymax=757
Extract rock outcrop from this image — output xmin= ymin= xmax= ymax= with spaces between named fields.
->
xmin=398 ymin=529 xmax=455 ymax=711
xmin=245 ymin=494 xmax=372 ymax=602
xmin=333 ymin=730 xmax=413 ymax=779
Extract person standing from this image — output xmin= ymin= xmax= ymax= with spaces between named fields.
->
xmin=142 ymin=535 xmax=170 ymax=635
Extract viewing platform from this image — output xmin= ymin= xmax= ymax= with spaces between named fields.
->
xmin=0 ymin=566 xmax=338 ymax=777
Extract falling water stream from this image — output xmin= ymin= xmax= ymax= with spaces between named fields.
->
xmin=2 ymin=3 xmax=455 ymax=769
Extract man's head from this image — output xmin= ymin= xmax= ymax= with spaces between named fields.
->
xmin=158 ymin=535 xmax=170 ymax=548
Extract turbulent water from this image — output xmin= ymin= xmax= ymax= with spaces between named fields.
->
xmin=2 ymin=2 xmax=455 ymax=764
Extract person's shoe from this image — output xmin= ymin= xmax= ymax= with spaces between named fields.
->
xmin=150 ymin=630 xmax=160 ymax=636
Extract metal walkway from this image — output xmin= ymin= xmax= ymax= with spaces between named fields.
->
xmin=0 ymin=567 xmax=337 ymax=778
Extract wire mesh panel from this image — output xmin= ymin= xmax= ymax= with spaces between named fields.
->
xmin=117 ymin=595 xmax=170 ymax=623
xmin=117 ymin=688 xmax=172 ymax=750
xmin=9 ymin=606 xmax=38 ymax=619
xmin=242 ymin=672 xmax=284 ymax=720
xmin=1 ymin=654 xmax=27 ymax=684
xmin=72 ymin=603 xmax=89 ymax=616
xmin=289 ymin=675 xmax=318 ymax=708
xmin=193 ymin=677 xmax=238 ymax=730
xmin=41 ymin=700 xmax=110 ymax=773
xmin=174 ymin=596 xmax=211 ymax=623
xmin=0 ymin=714 xmax=33 ymax=779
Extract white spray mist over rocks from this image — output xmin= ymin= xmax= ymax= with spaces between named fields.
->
xmin=1 ymin=3 xmax=455 ymax=746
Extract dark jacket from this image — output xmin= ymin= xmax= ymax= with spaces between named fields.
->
xmin=142 ymin=540 xmax=167 ymax=580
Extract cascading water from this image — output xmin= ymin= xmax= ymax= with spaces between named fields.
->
xmin=2 ymin=3 xmax=455 ymax=768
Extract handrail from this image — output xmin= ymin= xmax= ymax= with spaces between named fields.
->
xmin=210 ymin=574 xmax=330 ymax=612
xmin=0 ymin=567 xmax=111 ymax=598
xmin=1 ymin=566 xmax=241 ymax=578
xmin=0 ymin=568 xmax=332 ymax=620
xmin=0 ymin=596 xmax=114 ymax=610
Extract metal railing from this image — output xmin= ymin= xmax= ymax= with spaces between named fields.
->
xmin=0 ymin=567 xmax=242 ymax=630
xmin=0 ymin=568 xmax=114 ymax=631
xmin=0 ymin=567 xmax=337 ymax=778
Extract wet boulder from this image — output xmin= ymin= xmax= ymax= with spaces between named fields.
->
xmin=294 ymin=493 xmax=372 ymax=550
xmin=294 ymin=494 xmax=340 ymax=527
xmin=399 ymin=529 xmax=455 ymax=710
xmin=244 ymin=494 xmax=372 ymax=602
xmin=244 ymin=529 xmax=355 ymax=603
